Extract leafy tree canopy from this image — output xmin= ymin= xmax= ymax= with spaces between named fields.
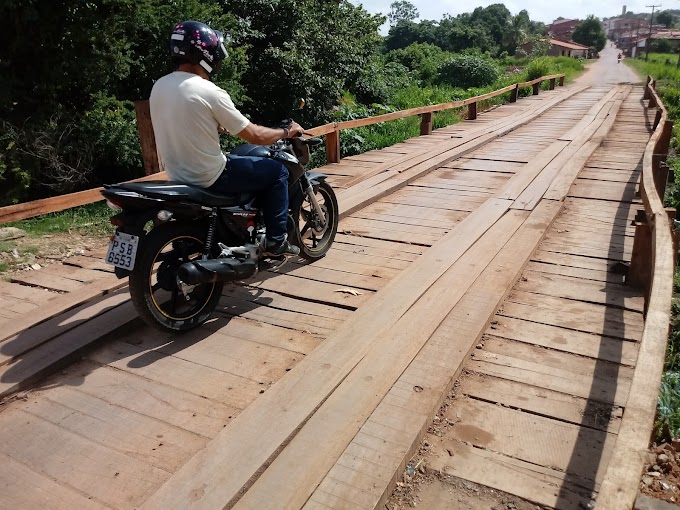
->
xmin=388 ymin=1 xmax=419 ymax=27
xmin=657 ymin=11 xmax=675 ymax=28
xmin=572 ymin=15 xmax=607 ymax=52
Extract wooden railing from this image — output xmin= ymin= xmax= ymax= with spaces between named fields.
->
xmin=597 ymin=76 xmax=678 ymax=509
xmin=0 ymin=73 xmax=565 ymax=225
xmin=308 ymin=74 xmax=565 ymax=164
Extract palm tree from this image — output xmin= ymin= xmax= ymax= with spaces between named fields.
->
xmin=504 ymin=14 xmax=529 ymax=54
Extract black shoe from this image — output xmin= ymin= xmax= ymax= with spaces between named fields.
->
xmin=264 ymin=239 xmax=300 ymax=257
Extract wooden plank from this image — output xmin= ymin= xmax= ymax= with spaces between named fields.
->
xmin=0 ymin=301 xmax=137 ymax=399
xmin=0 ymin=275 xmax=125 ymax=345
xmin=502 ymin=290 xmax=644 ymax=341
xmin=244 ymin=272 xmax=371 ymax=309
xmin=442 ymin=398 xmax=616 ymax=483
xmin=0 ymin=452 xmax=108 ymax=510
xmin=88 ymin=339 xmax=262 ymax=410
xmin=526 ymin=259 xmax=625 ymax=283
xmin=597 ymin=90 xmax=676 ymax=510
xmin=221 ymin=286 xmax=352 ymax=321
xmin=233 ymin=209 xmax=531 ymax=510
xmin=140 ymin=197 xmax=514 ymax=509
xmin=122 ymin=324 xmax=308 ymax=384
xmin=459 ymin=374 xmax=622 ymax=433
xmin=0 ymin=408 xmax=168 ymax=508
xmin=235 ymin=208 xmax=526 ymax=508
xmin=307 ymin=201 xmax=565 ymax=510
xmin=485 ymin=316 xmax=639 ymax=365
xmin=63 ymin=255 xmax=113 ymax=273
xmin=217 ymin=296 xmax=338 ymax=336
xmin=0 ymin=289 xmax=131 ymax=366
xmin=469 ymin=352 xmax=631 ymax=407
xmin=333 ymin=233 xmax=426 ymax=255
xmin=425 ymin=438 xmax=593 ymax=510
xmin=19 ymin=386 xmax=207 ymax=472
xmin=56 ymin=360 xmax=238 ymax=438
xmin=0 ymin=280 xmax=57 ymax=304
xmin=516 ymin=271 xmax=644 ymax=312
xmin=268 ymin=260 xmax=391 ymax=292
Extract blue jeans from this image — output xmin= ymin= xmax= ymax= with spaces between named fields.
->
xmin=208 ymin=155 xmax=289 ymax=242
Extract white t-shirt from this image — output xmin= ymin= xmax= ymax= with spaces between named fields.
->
xmin=149 ymin=71 xmax=250 ymax=187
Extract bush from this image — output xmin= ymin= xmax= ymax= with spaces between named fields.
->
xmin=525 ymin=57 xmax=554 ymax=80
xmin=386 ymin=43 xmax=453 ymax=84
xmin=436 ymin=55 xmax=500 ymax=89
xmin=79 ymin=94 xmax=143 ymax=184
xmin=352 ymin=60 xmax=414 ymax=105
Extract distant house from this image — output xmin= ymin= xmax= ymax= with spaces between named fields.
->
xmin=631 ymin=30 xmax=680 ymax=57
xmin=548 ymin=19 xmax=581 ymax=40
xmin=521 ymin=39 xmax=591 ymax=58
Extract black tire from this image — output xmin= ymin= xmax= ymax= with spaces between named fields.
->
xmin=290 ymin=180 xmax=339 ymax=261
xmin=129 ymin=222 xmax=224 ymax=332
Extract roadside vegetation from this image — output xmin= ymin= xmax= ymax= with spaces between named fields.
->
xmin=625 ymin=53 xmax=680 ymax=439
xmin=1 ymin=0 xmax=589 ymax=207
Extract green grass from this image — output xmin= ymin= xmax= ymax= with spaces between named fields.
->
xmin=311 ymin=56 xmax=585 ymax=165
xmin=625 ymin=52 xmax=680 ymax=441
xmin=6 ymin=201 xmax=113 ymax=237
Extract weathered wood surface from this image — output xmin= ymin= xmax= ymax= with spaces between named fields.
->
xmin=0 ymin=84 xmax=665 ymax=510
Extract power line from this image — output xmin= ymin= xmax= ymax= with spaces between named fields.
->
xmin=646 ymin=3 xmax=661 ymax=61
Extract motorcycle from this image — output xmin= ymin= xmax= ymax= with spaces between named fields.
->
xmin=101 ymin=130 xmax=339 ymax=332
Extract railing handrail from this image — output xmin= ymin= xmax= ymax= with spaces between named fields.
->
xmin=596 ymin=76 xmax=677 ymax=509
xmin=0 ymin=73 xmax=565 ymax=225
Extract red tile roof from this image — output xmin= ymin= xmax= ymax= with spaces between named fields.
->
xmin=549 ymin=38 xmax=590 ymax=50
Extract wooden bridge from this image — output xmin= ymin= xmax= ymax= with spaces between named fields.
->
xmin=0 ymin=71 xmax=675 ymax=510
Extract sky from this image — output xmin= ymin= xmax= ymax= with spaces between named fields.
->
xmin=349 ymin=0 xmax=660 ymax=32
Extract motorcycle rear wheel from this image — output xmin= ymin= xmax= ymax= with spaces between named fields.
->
xmin=129 ymin=222 xmax=224 ymax=332
xmin=290 ymin=181 xmax=339 ymax=261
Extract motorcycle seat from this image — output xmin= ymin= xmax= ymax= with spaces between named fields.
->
xmin=113 ymin=181 xmax=257 ymax=207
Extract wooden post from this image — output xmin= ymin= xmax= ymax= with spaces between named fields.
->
xmin=657 ymin=120 xmax=674 ymax=160
xmin=549 ymin=78 xmax=556 ymax=90
xmin=627 ymin=211 xmax=653 ymax=300
xmin=468 ymin=102 xmax=477 ymax=121
xmin=643 ymin=76 xmax=652 ymax=100
xmin=654 ymin=162 xmax=670 ymax=200
xmin=667 ymin=208 xmax=679 ymax=270
xmin=509 ymin=84 xmax=519 ymax=103
xmin=649 ymin=91 xmax=657 ymax=108
xmin=532 ymin=82 xmax=540 ymax=95
xmin=325 ymin=130 xmax=341 ymax=164
xmin=653 ymin=108 xmax=663 ymax=130
xmin=559 ymin=75 xmax=565 ymax=86
xmin=420 ymin=112 xmax=433 ymax=135
xmin=134 ymin=100 xmax=161 ymax=175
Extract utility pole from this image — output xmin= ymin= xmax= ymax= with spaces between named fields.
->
xmin=646 ymin=4 xmax=661 ymax=61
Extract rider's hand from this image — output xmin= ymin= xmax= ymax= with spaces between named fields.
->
xmin=218 ymin=125 xmax=229 ymax=135
xmin=287 ymin=121 xmax=304 ymax=137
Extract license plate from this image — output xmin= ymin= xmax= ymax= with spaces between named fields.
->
xmin=105 ymin=232 xmax=139 ymax=270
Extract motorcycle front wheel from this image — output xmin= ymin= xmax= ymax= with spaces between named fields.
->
xmin=129 ymin=222 xmax=224 ymax=332
xmin=290 ymin=180 xmax=339 ymax=261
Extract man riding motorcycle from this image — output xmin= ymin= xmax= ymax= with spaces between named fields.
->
xmin=150 ymin=20 xmax=304 ymax=257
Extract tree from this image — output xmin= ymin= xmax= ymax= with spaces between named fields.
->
xmin=469 ymin=4 xmax=511 ymax=48
xmin=657 ymin=10 xmax=675 ymax=28
xmin=572 ymin=15 xmax=607 ymax=52
xmin=213 ymin=0 xmax=385 ymax=125
xmin=504 ymin=13 xmax=529 ymax=53
xmin=388 ymin=1 xmax=418 ymax=27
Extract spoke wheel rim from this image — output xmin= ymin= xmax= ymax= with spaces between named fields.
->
xmin=297 ymin=186 xmax=335 ymax=254
xmin=148 ymin=236 xmax=217 ymax=321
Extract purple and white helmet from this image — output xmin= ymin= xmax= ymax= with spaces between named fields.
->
xmin=169 ymin=20 xmax=228 ymax=75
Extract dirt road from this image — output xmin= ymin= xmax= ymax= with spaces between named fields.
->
xmin=575 ymin=41 xmax=641 ymax=86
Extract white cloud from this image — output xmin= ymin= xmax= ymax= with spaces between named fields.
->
xmin=351 ymin=0 xmax=657 ymax=32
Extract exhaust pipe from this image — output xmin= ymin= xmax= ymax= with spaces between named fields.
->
xmin=178 ymin=258 xmax=257 ymax=284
